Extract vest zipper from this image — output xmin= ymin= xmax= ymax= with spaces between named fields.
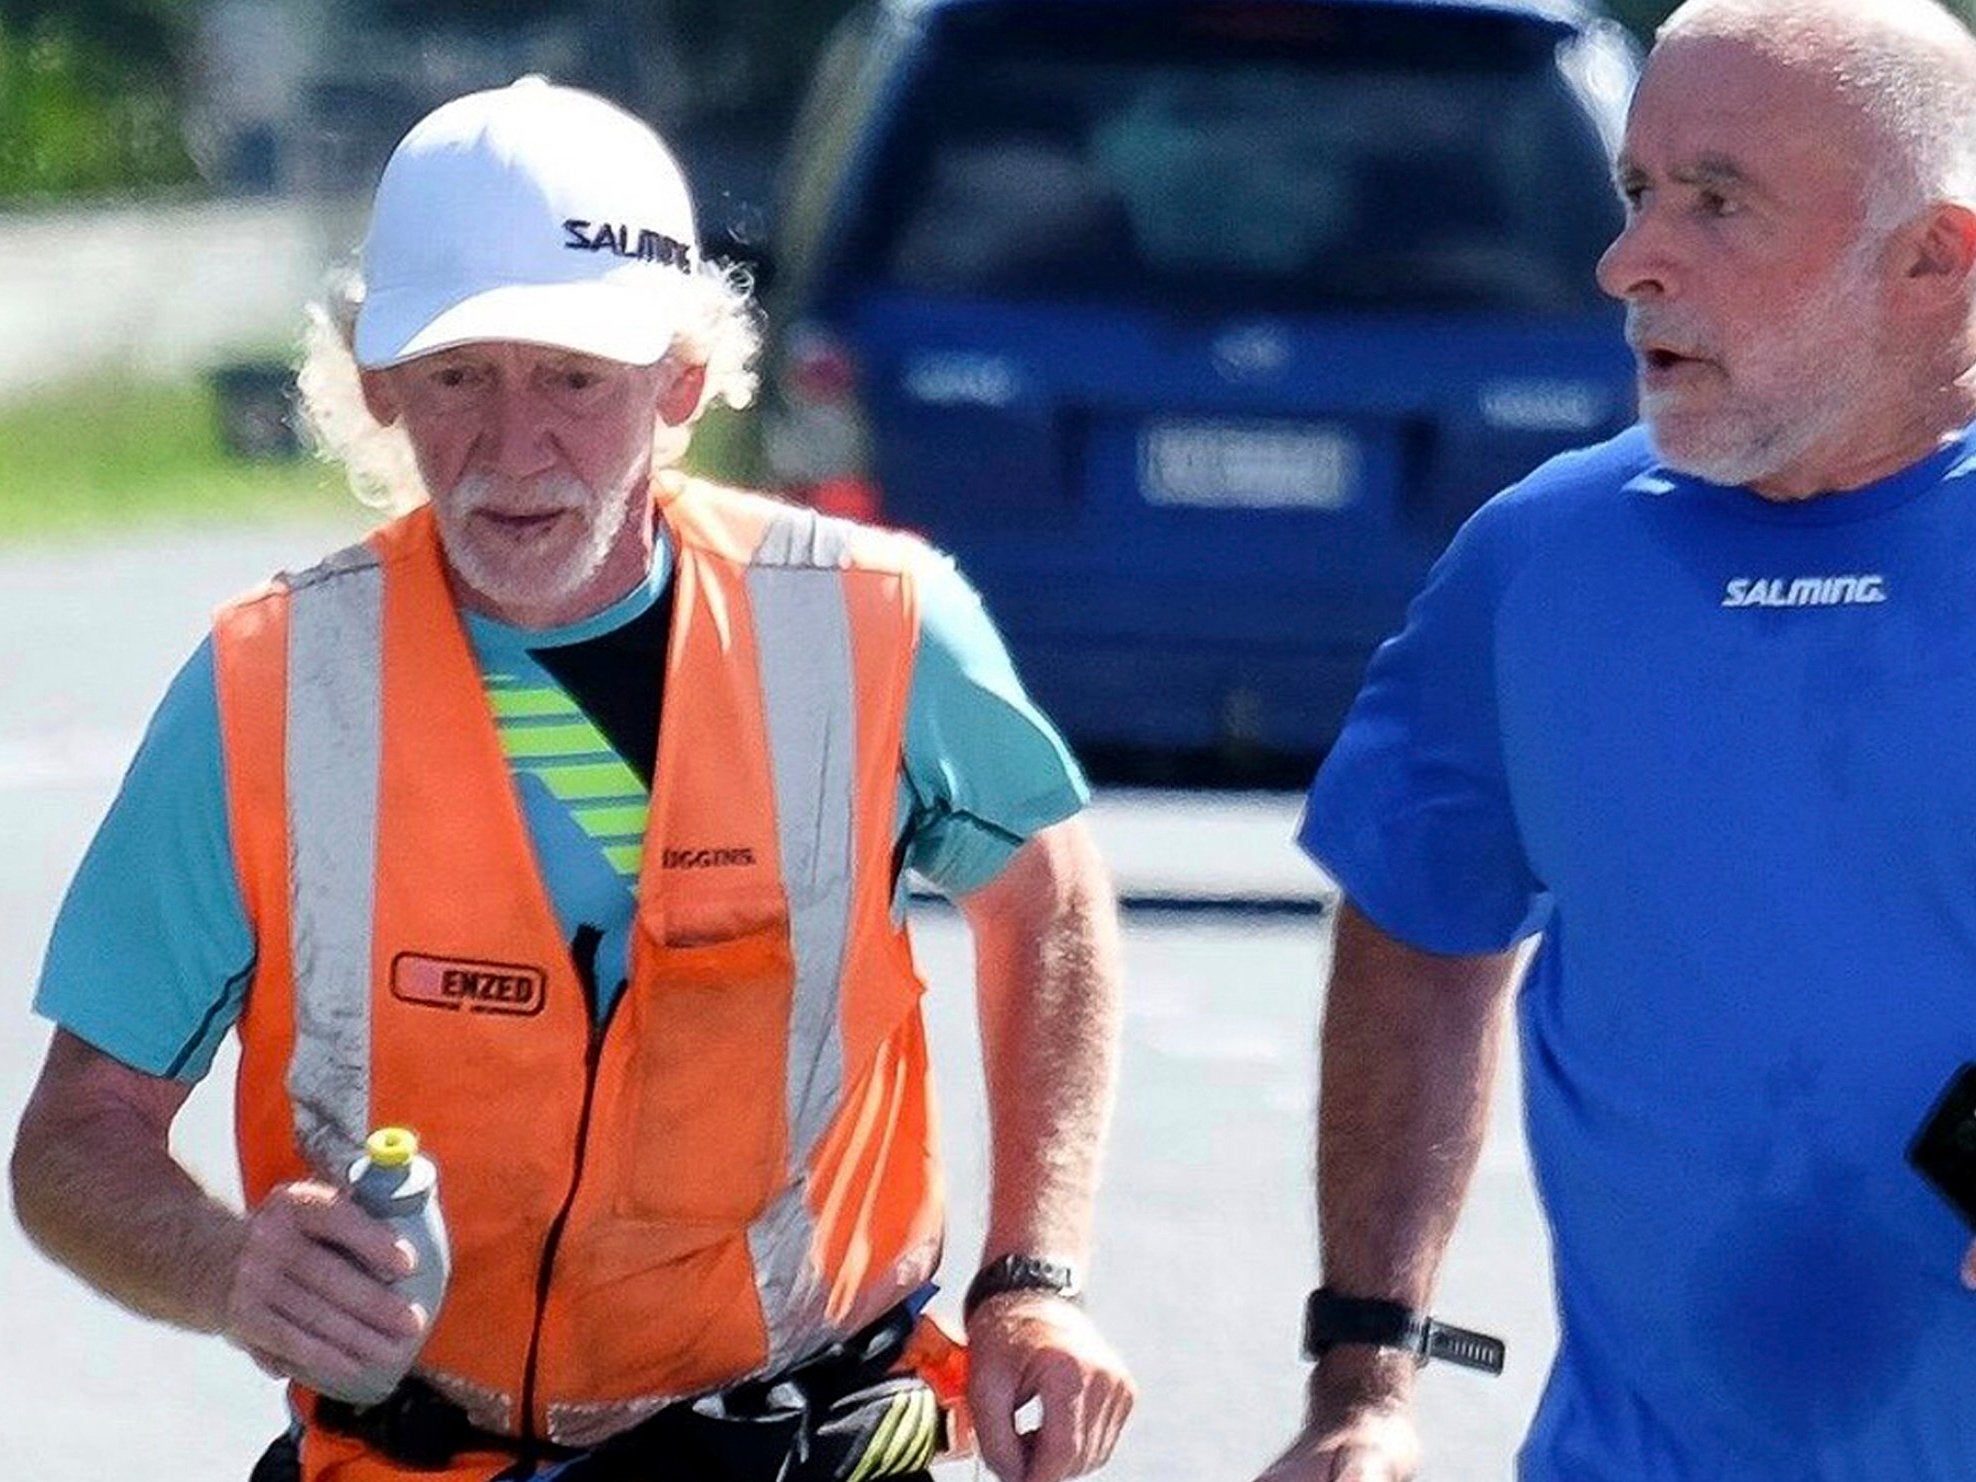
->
xmin=517 ymin=924 xmax=611 ymax=1457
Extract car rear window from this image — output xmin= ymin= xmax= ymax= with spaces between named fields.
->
xmin=852 ymin=2 xmax=1622 ymax=314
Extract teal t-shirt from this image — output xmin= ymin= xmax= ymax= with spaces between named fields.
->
xmin=37 ymin=533 xmax=1087 ymax=1080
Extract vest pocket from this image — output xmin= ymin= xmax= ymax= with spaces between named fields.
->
xmin=614 ymin=896 xmax=795 ymax=1226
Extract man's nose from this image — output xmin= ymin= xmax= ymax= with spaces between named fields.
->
xmin=487 ymin=385 xmax=560 ymax=480
xmin=1596 ymin=211 xmax=1674 ymax=304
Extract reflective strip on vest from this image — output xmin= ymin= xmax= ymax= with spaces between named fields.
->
xmin=283 ymin=544 xmax=523 ymax=1431
xmin=284 ymin=543 xmax=385 ymax=1178
xmin=745 ymin=505 xmax=859 ymax=1371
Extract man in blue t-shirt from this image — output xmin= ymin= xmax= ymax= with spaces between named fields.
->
xmin=13 ymin=79 xmax=1133 ymax=1482
xmin=1256 ymin=2 xmax=1976 ymax=1479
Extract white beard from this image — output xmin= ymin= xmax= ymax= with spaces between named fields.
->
xmin=1634 ymin=238 xmax=1887 ymax=490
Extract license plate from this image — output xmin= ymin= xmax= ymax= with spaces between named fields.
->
xmin=1139 ymin=421 xmax=1360 ymax=509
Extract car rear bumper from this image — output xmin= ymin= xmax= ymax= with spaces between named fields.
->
xmin=1007 ymin=635 xmax=1379 ymax=760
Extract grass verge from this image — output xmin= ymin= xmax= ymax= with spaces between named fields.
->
xmin=0 ymin=376 xmax=346 ymax=544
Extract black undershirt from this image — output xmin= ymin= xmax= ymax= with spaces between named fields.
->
xmin=528 ymin=584 xmax=675 ymax=790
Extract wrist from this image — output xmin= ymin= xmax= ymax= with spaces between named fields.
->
xmin=963 ymin=1252 xmax=1084 ymax=1322
xmin=964 ymin=1286 xmax=1084 ymax=1326
xmin=1302 ymin=1286 xmax=1505 ymax=1376
xmin=191 ymin=1211 xmax=253 ymax=1335
xmin=1312 ymin=1343 xmax=1420 ymax=1395
xmin=1307 ymin=1345 xmax=1419 ymax=1431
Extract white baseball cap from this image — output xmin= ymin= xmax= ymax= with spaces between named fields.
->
xmin=353 ymin=76 xmax=700 ymax=369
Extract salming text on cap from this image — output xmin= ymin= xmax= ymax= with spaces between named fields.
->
xmin=354 ymin=76 xmax=700 ymax=369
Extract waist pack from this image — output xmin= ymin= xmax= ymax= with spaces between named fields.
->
xmin=288 ymin=1303 xmax=963 ymax=1481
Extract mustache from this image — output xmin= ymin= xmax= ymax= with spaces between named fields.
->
xmin=1623 ymin=305 xmax=1712 ymax=360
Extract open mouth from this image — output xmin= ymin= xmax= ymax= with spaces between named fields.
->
xmin=1637 ymin=345 xmax=1715 ymax=383
xmin=476 ymin=508 xmax=570 ymax=535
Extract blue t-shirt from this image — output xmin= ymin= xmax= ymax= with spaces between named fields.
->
xmin=1302 ymin=424 xmax=1976 ymax=1481
xmin=38 ymin=532 xmax=1087 ymax=1081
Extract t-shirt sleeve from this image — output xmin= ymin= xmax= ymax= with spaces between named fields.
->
xmin=1298 ymin=500 xmax=1550 ymax=954
xmin=899 ymin=550 xmax=1090 ymax=898
xmin=34 ymin=637 xmax=255 ymax=1081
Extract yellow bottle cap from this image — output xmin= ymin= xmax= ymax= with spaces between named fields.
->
xmin=365 ymin=1127 xmax=420 ymax=1167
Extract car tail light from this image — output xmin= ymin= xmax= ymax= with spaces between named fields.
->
xmin=768 ymin=321 xmax=884 ymax=519
xmin=802 ymin=476 xmax=885 ymax=523
xmin=786 ymin=328 xmax=862 ymax=407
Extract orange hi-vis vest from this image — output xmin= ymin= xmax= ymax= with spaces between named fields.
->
xmin=212 ymin=479 xmax=945 ymax=1477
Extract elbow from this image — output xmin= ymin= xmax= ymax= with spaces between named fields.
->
xmin=10 ymin=1061 xmax=89 ymax=1258
xmin=10 ymin=1100 xmax=52 ymax=1251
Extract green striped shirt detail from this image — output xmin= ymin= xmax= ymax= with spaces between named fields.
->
xmin=572 ymin=803 xmax=650 ymax=837
xmin=485 ymin=680 xmax=648 ymax=883
xmin=487 ymin=687 xmax=585 ymax=720
xmin=529 ymin=761 xmax=648 ymax=803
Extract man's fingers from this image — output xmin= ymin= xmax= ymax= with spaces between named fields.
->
xmin=286 ymin=1187 xmax=415 ymax=1282
xmin=278 ymin=1238 xmax=422 ymax=1342
xmin=1961 ymin=1242 xmax=1976 ymax=1290
xmin=220 ymin=1180 xmax=425 ymax=1391
xmin=1251 ymin=1402 xmax=1420 ymax=1482
xmin=229 ymin=1250 xmax=417 ymax=1387
xmin=1020 ymin=1352 xmax=1086 ymax=1482
xmin=265 ymin=1278 xmax=418 ymax=1368
xmin=971 ymin=1352 xmax=1027 ymax=1481
xmin=1087 ymin=1377 xmax=1133 ymax=1473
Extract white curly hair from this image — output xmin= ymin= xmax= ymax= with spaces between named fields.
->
xmin=295 ymin=256 xmax=762 ymax=513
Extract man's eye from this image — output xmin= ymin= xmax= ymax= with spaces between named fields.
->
xmin=1698 ymin=190 xmax=1738 ymax=218
xmin=433 ymin=366 xmax=474 ymax=388
xmin=561 ymin=372 xmax=601 ymax=392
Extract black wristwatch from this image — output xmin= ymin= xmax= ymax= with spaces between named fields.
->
xmin=963 ymin=1254 xmax=1083 ymax=1320
xmin=1301 ymin=1287 xmax=1505 ymax=1375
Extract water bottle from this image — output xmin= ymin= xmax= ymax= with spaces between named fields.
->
xmin=333 ymin=1126 xmax=451 ymax=1406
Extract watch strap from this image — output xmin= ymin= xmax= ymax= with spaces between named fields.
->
xmin=963 ymin=1254 xmax=1082 ymax=1320
xmin=1302 ymin=1287 xmax=1505 ymax=1376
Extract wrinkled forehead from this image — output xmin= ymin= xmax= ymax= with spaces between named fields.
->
xmin=1622 ymin=32 xmax=1879 ymax=202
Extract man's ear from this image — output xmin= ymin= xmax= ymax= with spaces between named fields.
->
xmin=659 ymin=361 xmax=708 ymax=428
xmin=359 ymin=368 xmax=401 ymax=426
xmin=1893 ymin=201 xmax=1976 ymax=308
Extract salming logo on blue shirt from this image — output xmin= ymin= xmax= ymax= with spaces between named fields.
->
xmin=483 ymin=671 xmax=649 ymax=882
xmin=1720 ymin=574 xmax=1888 ymax=608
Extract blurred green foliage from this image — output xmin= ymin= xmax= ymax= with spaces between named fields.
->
xmin=0 ymin=0 xmax=196 ymax=200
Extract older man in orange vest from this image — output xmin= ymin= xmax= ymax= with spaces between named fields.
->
xmin=12 ymin=79 xmax=1132 ymax=1482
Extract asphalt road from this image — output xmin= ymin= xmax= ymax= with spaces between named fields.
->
xmin=0 ymin=518 xmax=1556 ymax=1478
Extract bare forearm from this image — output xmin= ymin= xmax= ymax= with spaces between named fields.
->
xmin=12 ymin=1045 xmax=245 ymax=1333
xmin=1318 ymin=903 xmax=1518 ymax=1308
xmin=966 ymin=819 xmax=1124 ymax=1263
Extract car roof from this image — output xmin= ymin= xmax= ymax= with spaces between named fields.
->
xmin=882 ymin=0 xmax=1608 ymax=31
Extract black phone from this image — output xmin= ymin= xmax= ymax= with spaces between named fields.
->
xmin=1908 ymin=1062 xmax=1976 ymax=1229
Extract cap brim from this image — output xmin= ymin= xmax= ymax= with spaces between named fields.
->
xmin=354 ymin=277 xmax=692 ymax=369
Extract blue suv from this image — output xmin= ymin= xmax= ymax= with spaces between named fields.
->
xmin=761 ymin=0 xmax=1641 ymax=764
